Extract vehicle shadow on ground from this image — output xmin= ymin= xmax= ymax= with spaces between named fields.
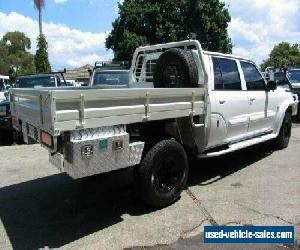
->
xmin=0 ymin=169 xmax=147 ymax=250
xmin=0 ymin=142 xmax=274 ymax=249
xmin=188 ymin=141 xmax=274 ymax=187
xmin=0 ymin=131 xmax=13 ymax=146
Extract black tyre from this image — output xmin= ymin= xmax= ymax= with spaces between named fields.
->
xmin=13 ymin=131 xmax=24 ymax=144
xmin=274 ymin=111 xmax=292 ymax=149
xmin=135 ymin=139 xmax=189 ymax=208
xmin=153 ymin=48 xmax=198 ymax=88
xmin=0 ymin=130 xmax=13 ymax=145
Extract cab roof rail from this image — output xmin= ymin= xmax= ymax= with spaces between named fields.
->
xmin=17 ymin=68 xmax=67 ymax=77
xmin=94 ymin=61 xmax=130 ymax=69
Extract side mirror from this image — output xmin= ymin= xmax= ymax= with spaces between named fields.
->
xmin=266 ymin=80 xmax=277 ymax=91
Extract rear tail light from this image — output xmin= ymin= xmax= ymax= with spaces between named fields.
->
xmin=41 ymin=131 xmax=53 ymax=147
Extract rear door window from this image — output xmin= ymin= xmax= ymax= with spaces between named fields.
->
xmin=212 ymin=57 xmax=241 ymax=90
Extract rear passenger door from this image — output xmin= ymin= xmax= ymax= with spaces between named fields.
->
xmin=240 ymin=61 xmax=276 ymax=135
xmin=209 ymin=57 xmax=249 ymax=145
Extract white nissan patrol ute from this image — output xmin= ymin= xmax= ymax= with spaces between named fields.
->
xmin=10 ymin=40 xmax=298 ymax=208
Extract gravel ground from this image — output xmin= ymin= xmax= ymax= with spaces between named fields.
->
xmin=0 ymin=126 xmax=299 ymax=249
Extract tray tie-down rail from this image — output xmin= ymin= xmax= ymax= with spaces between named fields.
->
xmin=75 ymin=94 xmax=86 ymax=129
xmin=143 ymin=90 xmax=205 ymax=128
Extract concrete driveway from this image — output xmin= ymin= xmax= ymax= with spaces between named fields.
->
xmin=0 ymin=126 xmax=299 ymax=249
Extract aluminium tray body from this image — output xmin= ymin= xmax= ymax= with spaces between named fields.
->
xmin=11 ymin=87 xmax=205 ymax=136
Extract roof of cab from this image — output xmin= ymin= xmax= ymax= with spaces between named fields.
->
xmin=203 ymin=50 xmax=255 ymax=64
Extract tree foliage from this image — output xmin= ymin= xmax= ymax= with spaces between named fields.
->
xmin=35 ymin=34 xmax=51 ymax=73
xmin=0 ymin=31 xmax=35 ymax=76
xmin=106 ymin=0 xmax=232 ymax=61
xmin=261 ymin=42 xmax=300 ymax=70
xmin=34 ymin=0 xmax=45 ymax=10
xmin=2 ymin=31 xmax=31 ymax=53
xmin=0 ymin=43 xmax=9 ymax=75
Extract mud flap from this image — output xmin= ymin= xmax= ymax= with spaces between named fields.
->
xmin=176 ymin=116 xmax=206 ymax=155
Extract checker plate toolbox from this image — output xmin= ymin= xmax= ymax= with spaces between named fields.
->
xmin=58 ymin=125 xmax=144 ymax=178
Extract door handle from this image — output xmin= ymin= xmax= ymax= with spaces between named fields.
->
xmin=219 ymin=100 xmax=226 ymax=104
xmin=250 ymin=98 xmax=256 ymax=102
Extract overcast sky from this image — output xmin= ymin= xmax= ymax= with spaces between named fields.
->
xmin=0 ymin=0 xmax=299 ymax=69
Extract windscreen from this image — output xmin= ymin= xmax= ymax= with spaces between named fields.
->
xmin=287 ymin=70 xmax=300 ymax=83
xmin=93 ymin=71 xmax=129 ymax=86
xmin=16 ymin=76 xmax=56 ymax=88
